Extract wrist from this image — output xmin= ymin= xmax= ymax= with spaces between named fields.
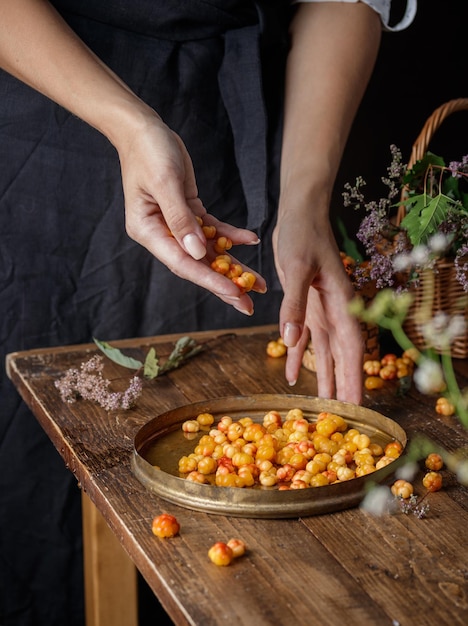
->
xmin=278 ymin=177 xmax=332 ymax=224
xmin=97 ymin=95 xmax=161 ymax=153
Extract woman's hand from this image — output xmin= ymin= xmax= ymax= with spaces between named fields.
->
xmin=0 ymin=0 xmax=265 ymax=315
xmin=116 ymin=111 xmax=266 ymax=314
xmin=276 ymin=2 xmax=381 ymax=401
xmin=273 ymin=205 xmax=363 ymax=403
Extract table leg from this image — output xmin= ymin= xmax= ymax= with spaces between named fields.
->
xmin=82 ymin=492 xmax=138 ymax=626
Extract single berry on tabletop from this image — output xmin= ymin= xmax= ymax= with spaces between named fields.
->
xmin=151 ymin=514 xmax=180 ymax=538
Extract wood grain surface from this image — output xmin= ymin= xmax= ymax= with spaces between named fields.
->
xmin=6 ymin=325 xmax=468 ymax=626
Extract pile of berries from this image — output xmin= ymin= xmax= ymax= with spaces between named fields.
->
xmin=363 ymin=349 xmax=418 ymax=390
xmin=363 ymin=350 xmax=456 ymax=417
xmin=178 ymin=408 xmax=403 ymax=490
xmin=193 ymin=216 xmax=257 ymax=294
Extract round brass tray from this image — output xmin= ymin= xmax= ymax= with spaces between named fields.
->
xmin=132 ymin=394 xmax=406 ymax=519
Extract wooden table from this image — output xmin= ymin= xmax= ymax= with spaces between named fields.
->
xmin=6 ymin=325 xmax=468 ymax=626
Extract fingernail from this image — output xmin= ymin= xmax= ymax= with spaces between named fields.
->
xmin=283 ymin=322 xmax=301 ymax=347
xmin=183 ymin=233 xmax=206 ymax=260
xmin=219 ymin=294 xmax=241 ymax=303
xmin=246 ymin=238 xmax=261 ymax=245
xmin=234 ymin=303 xmax=253 ymax=316
xmin=288 ymin=379 xmax=297 ymax=387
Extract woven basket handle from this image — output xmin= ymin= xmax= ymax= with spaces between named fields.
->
xmin=396 ymin=98 xmax=468 ymax=225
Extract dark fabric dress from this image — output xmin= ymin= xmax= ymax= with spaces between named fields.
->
xmin=0 ymin=2 xmax=291 ymax=624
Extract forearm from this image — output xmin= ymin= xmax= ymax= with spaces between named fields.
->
xmin=0 ymin=0 xmax=154 ymax=149
xmin=280 ymin=2 xmax=381 ymax=219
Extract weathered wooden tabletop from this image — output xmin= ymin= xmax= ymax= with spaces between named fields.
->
xmin=6 ymin=325 xmax=468 ymax=626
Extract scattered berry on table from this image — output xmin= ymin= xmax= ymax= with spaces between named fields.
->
xmin=151 ymin=514 xmax=180 ymax=538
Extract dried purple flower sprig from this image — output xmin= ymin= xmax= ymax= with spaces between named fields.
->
xmin=396 ymin=493 xmax=430 ymax=519
xmin=54 ymin=355 xmax=143 ymax=410
xmin=55 ymin=335 xmax=204 ymax=411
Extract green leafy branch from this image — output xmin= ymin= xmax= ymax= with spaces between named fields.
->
xmin=400 ymin=193 xmax=456 ymax=247
xmin=93 ymin=336 xmax=204 ymax=380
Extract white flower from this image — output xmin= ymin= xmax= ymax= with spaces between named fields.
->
xmin=456 ymin=459 xmax=468 ymax=486
xmin=360 ymin=485 xmax=394 ymax=516
xmin=396 ymin=461 xmax=418 ymax=482
xmin=410 ymin=245 xmax=431 ymax=266
xmin=428 ymin=232 xmax=451 ymax=255
xmin=413 ymin=358 xmax=445 ymax=395
xmin=448 ymin=314 xmax=467 ymax=339
xmin=422 ymin=313 xmax=467 ymax=350
xmin=393 ymin=252 xmax=412 ymax=272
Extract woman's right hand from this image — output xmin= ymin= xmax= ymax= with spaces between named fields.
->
xmin=114 ymin=109 xmax=265 ymax=315
xmin=0 ymin=0 xmax=265 ymax=315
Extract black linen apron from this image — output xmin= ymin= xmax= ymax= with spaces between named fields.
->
xmin=0 ymin=2 xmax=290 ymax=624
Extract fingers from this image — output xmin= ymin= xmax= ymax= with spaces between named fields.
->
xmin=284 ymin=326 xmax=311 ymax=386
xmin=305 ymin=286 xmax=363 ymax=404
xmin=128 ymin=208 xmax=265 ymax=314
xmin=277 ymin=257 xmax=312 ymax=350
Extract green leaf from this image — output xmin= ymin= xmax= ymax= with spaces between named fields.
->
xmin=336 ymin=217 xmax=363 ymax=262
xmin=143 ymin=347 xmax=159 ymax=379
xmin=400 ymin=193 xmax=454 ymax=246
xmin=93 ymin=338 xmax=143 ymax=370
xmin=159 ymin=336 xmax=203 ymax=374
xmin=403 ymin=152 xmax=446 ymax=189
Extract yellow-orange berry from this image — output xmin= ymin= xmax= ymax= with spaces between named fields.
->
xmin=202 ymin=225 xmax=217 ymax=239
xmin=353 ymin=433 xmax=371 ymax=450
xmin=266 ymin=338 xmax=287 ymax=358
xmin=182 ymin=419 xmax=200 ymax=433
xmin=425 ymin=453 xmax=444 ymax=471
xmin=422 ymin=471 xmax=443 ymax=492
xmin=208 ymin=542 xmax=234 ymax=566
xmin=211 ymin=255 xmax=231 ymax=275
xmin=403 ymin=347 xmax=420 ymax=364
xmin=214 ymin=236 xmax=233 ymax=254
xmin=227 ymin=538 xmax=247 ymax=558
xmin=276 ymin=464 xmax=295 ymax=482
xmin=435 ymin=397 xmax=455 ymax=416
xmin=178 ymin=455 xmax=198 ymax=474
xmin=384 ymin=441 xmax=403 ymax=459
xmin=225 ymin=263 xmax=243 ymax=279
xmin=391 ymin=479 xmax=413 ymax=499
xmin=197 ymin=412 xmax=215 ymax=427
xmin=263 ymin=410 xmax=282 ymax=429
xmin=381 ymin=353 xmax=397 ymax=366
xmin=217 ymin=415 xmax=233 ymax=432
xmin=364 ymin=376 xmax=384 ymax=390
xmin=336 ymin=466 xmax=355 ymax=481
xmin=379 ymin=364 xmax=397 ymax=381
xmin=375 ymin=455 xmax=395 ymax=470
xmin=363 ymin=360 xmax=381 ymax=376
xmin=152 ymin=514 xmax=180 ymax=538
xmin=197 ymin=457 xmax=217 ymax=475
xmin=232 ymin=271 xmax=256 ymax=293
xmin=185 ymin=470 xmax=208 ymax=484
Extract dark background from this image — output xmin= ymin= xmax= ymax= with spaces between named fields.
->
xmin=332 ymin=0 xmax=467 ymax=251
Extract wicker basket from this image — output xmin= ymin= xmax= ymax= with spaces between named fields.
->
xmin=397 ymin=99 xmax=468 ymax=359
